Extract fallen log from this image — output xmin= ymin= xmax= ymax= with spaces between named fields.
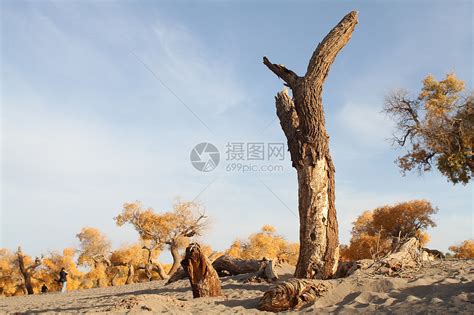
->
xmin=259 ymin=279 xmax=330 ymax=312
xmin=181 ymin=243 xmax=222 ymax=298
xmin=212 ymin=255 xmax=266 ymax=276
xmin=167 ymin=255 xmax=278 ymax=284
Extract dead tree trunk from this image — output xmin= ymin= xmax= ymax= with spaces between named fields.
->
xmin=167 ymin=255 xmax=278 ymax=284
xmin=110 ymin=270 xmax=120 ymax=286
xmin=17 ymin=247 xmax=41 ymax=295
xmin=212 ymin=255 xmax=266 ymax=276
xmin=142 ymin=246 xmax=169 ymax=280
xmin=126 ymin=264 xmax=134 ymax=284
xmin=181 ymin=243 xmax=222 ymax=298
xmin=263 ymin=11 xmax=358 ymax=279
xmin=168 ymin=243 xmax=182 ymax=276
xmin=213 ymin=255 xmax=278 ymax=282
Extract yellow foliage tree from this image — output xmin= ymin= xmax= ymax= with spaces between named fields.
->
xmin=343 ymin=200 xmax=437 ymax=260
xmin=226 ymin=240 xmax=243 ymax=258
xmin=340 ymin=234 xmax=391 ymax=262
xmin=449 ymin=240 xmax=474 ymax=258
xmin=16 ymin=247 xmax=42 ymax=295
xmin=226 ymin=225 xmax=299 ymax=265
xmin=76 ymin=227 xmax=111 ymax=288
xmin=0 ymin=249 xmax=24 ymax=296
xmin=115 ymin=200 xmax=208 ymax=276
xmin=109 ymin=243 xmax=161 ymax=284
xmin=384 ymin=73 xmax=473 ymax=184
xmin=39 ymin=248 xmax=84 ymax=292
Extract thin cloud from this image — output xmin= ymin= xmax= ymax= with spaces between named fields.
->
xmin=336 ymin=102 xmax=393 ymax=149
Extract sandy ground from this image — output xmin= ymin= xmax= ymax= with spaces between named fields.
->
xmin=1 ymin=260 xmax=473 ymax=314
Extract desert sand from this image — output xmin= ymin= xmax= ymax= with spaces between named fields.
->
xmin=1 ymin=260 xmax=473 ymax=314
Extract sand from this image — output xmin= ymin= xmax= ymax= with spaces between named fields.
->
xmin=1 ymin=260 xmax=473 ymax=314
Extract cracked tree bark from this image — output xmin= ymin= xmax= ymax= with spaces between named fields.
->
xmin=263 ymin=11 xmax=358 ymax=279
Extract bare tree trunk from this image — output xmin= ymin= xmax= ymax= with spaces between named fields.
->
xmin=17 ymin=247 xmax=41 ymax=295
xmin=181 ymin=243 xmax=222 ymax=298
xmin=111 ymin=270 xmax=120 ymax=286
xmin=142 ymin=246 xmax=169 ymax=280
xmin=263 ymin=11 xmax=358 ymax=279
xmin=126 ymin=264 xmax=134 ymax=284
xmin=151 ymin=263 xmax=169 ymax=280
xmin=168 ymin=244 xmax=182 ymax=276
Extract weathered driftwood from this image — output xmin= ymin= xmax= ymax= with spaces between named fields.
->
xmin=259 ymin=279 xmax=329 ymax=312
xmin=262 ymin=259 xmax=278 ymax=281
xmin=181 ymin=243 xmax=222 ymax=298
xmin=167 ymin=255 xmax=278 ymax=284
xmin=245 ymin=259 xmax=279 ymax=283
xmin=381 ymin=237 xmax=420 ymax=271
xmin=263 ymin=11 xmax=359 ymax=279
xmin=212 ymin=255 xmax=266 ymax=276
xmin=422 ymin=247 xmax=445 ymax=259
xmin=341 ymin=238 xmax=422 ymax=276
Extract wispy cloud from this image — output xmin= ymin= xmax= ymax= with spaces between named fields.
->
xmin=0 ymin=3 xmax=249 ymax=254
xmin=335 ymin=102 xmax=393 ymax=150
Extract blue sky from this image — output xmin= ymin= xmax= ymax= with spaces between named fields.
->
xmin=1 ymin=0 xmax=472 ymax=262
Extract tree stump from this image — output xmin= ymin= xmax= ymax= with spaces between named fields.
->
xmin=181 ymin=243 xmax=222 ymax=298
xmin=262 ymin=259 xmax=279 ymax=282
xmin=259 ymin=279 xmax=330 ymax=312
